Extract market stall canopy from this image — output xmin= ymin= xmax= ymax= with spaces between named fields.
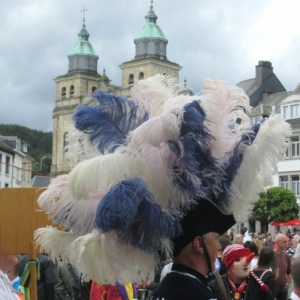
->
xmin=271 ymin=220 xmax=300 ymax=226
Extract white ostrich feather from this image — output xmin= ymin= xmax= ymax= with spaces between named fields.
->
xmin=229 ymin=114 xmax=291 ymax=221
xmin=37 ymin=175 xmax=105 ymax=235
xmin=200 ymin=79 xmax=251 ymax=162
xmin=71 ymin=231 xmax=157 ymax=284
xmin=130 ymin=74 xmax=180 ymax=117
xmin=68 ymin=147 xmax=186 ymax=210
xmin=163 ymin=94 xmax=200 ymax=112
xmin=34 ymin=227 xmax=78 ymax=263
xmin=127 ymin=106 xmax=182 ymax=148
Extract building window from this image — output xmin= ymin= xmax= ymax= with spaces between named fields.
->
xmin=280 ymin=175 xmax=289 ymax=189
xmin=92 ymin=86 xmax=96 ymax=93
xmin=0 ymin=153 xmax=2 ymax=173
xmin=283 ymin=106 xmax=289 ymax=119
xmin=5 ymin=156 xmax=10 ymax=175
xmin=292 ymin=175 xmax=300 ymax=195
xmin=129 ymin=74 xmax=134 ymax=85
xmin=61 ymin=87 xmax=66 ymax=99
xmin=70 ymin=85 xmax=74 ymax=98
xmin=63 ymin=132 xmax=69 ymax=152
xmin=5 ymin=183 xmax=9 ymax=187
xmin=291 ymin=137 xmax=300 ymax=157
xmin=291 ymin=104 xmax=299 ymax=118
xmin=139 ymin=72 xmax=144 ymax=80
xmin=16 ymin=167 xmax=21 ymax=182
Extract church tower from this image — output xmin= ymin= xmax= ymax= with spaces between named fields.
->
xmin=51 ymin=11 xmax=110 ymax=175
xmin=119 ymin=1 xmax=181 ymax=97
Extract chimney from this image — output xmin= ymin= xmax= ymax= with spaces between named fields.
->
xmin=255 ymin=61 xmax=273 ymax=86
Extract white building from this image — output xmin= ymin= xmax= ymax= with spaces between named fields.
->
xmin=0 ymin=136 xmax=32 ymax=188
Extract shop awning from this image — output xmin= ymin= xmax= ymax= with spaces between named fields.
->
xmin=271 ymin=220 xmax=300 ymax=226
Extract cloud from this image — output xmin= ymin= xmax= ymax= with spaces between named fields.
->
xmin=1 ymin=0 xmax=300 ymax=132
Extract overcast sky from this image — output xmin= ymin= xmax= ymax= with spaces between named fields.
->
xmin=1 ymin=0 xmax=300 ymax=132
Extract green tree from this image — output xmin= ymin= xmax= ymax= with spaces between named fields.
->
xmin=250 ymin=187 xmax=299 ymax=225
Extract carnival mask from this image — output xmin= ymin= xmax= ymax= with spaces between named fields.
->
xmin=229 ymin=252 xmax=254 ymax=279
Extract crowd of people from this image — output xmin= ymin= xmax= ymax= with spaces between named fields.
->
xmin=1 ymin=227 xmax=300 ymax=299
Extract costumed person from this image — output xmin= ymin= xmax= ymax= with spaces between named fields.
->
xmin=89 ymin=281 xmax=137 ymax=300
xmin=33 ymin=75 xmax=290 ymax=300
xmin=209 ymin=244 xmax=274 ymax=300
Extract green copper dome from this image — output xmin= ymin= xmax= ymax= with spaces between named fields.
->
xmin=135 ymin=3 xmax=167 ymax=41
xmin=69 ymin=24 xmax=98 ymax=56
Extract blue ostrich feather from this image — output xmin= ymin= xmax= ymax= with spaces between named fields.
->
xmin=95 ymin=178 xmax=173 ymax=253
xmin=219 ymin=120 xmax=264 ymax=206
xmin=165 ymin=100 xmax=221 ymax=199
xmin=171 ymin=134 xmax=219 ymax=199
xmin=180 ymin=101 xmax=208 ymax=136
xmin=73 ymin=91 xmax=149 ymax=153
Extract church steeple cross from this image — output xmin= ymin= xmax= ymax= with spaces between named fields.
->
xmin=81 ymin=6 xmax=88 ymax=25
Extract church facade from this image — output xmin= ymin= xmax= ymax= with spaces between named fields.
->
xmin=51 ymin=3 xmax=181 ymax=175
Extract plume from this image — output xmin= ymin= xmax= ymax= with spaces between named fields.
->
xmin=200 ymin=79 xmax=251 ymax=163
xmin=95 ymin=178 xmax=182 ymax=253
xmin=73 ymin=91 xmax=148 ymax=154
xmin=226 ymin=115 xmax=291 ymax=220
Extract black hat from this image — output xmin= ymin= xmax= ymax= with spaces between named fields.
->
xmin=172 ymin=199 xmax=235 ymax=257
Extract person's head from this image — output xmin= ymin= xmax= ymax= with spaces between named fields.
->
xmin=235 ymin=234 xmax=244 ymax=245
xmin=266 ymin=233 xmax=272 ymax=241
xmin=7 ymin=255 xmax=20 ymax=281
xmin=256 ymin=247 xmax=279 ymax=278
xmin=218 ymin=236 xmax=230 ymax=255
xmin=174 ymin=232 xmax=221 ymax=275
xmin=0 ymin=245 xmax=19 ymax=275
xmin=244 ymin=241 xmax=258 ymax=256
xmin=292 ymin=256 xmax=300 ymax=289
xmin=275 ymin=233 xmax=289 ymax=251
xmin=291 ymin=241 xmax=298 ymax=249
xmin=254 ymin=240 xmax=265 ymax=255
xmin=223 ymin=245 xmax=254 ymax=283
xmin=172 ymin=199 xmax=235 ymax=276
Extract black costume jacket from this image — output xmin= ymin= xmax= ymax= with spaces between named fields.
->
xmin=209 ymin=273 xmax=274 ymax=300
xmin=151 ymin=263 xmax=219 ymax=300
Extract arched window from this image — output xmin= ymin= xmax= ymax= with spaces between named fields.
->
xmin=139 ymin=72 xmax=144 ymax=80
xmin=61 ymin=87 xmax=66 ymax=100
xmin=70 ymin=85 xmax=74 ymax=98
xmin=63 ymin=132 xmax=69 ymax=152
xmin=92 ymin=86 xmax=96 ymax=93
xmin=129 ymin=74 xmax=134 ymax=85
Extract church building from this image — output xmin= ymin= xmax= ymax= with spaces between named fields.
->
xmin=51 ymin=2 xmax=181 ymax=175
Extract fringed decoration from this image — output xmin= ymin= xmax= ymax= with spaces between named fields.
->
xmin=250 ymin=271 xmax=269 ymax=292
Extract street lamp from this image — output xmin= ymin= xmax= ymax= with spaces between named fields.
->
xmin=33 ymin=156 xmax=52 ymax=171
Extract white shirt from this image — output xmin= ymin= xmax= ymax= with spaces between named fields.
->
xmin=243 ymin=231 xmax=252 ymax=243
xmin=250 ymin=258 xmax=258 ymax=270
xmin=160 ymin=263 xmax=173 ymax=282
xmin=0 ymin=270 xmax=20 ymax=300
xmin=290 ymin=291 xmax=300 ymax=300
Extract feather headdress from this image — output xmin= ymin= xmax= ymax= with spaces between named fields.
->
xmin=35 ymin=75 xmax=291 ymax=284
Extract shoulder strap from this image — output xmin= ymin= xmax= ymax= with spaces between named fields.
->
xmin=214 ymin=273 xmax=230 ymax=300
xmin=259 ymin=270 xmax=270 ymax=280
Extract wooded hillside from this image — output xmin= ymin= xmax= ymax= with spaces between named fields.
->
xmin=0 ymin=124 xmax=52 ymax=175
